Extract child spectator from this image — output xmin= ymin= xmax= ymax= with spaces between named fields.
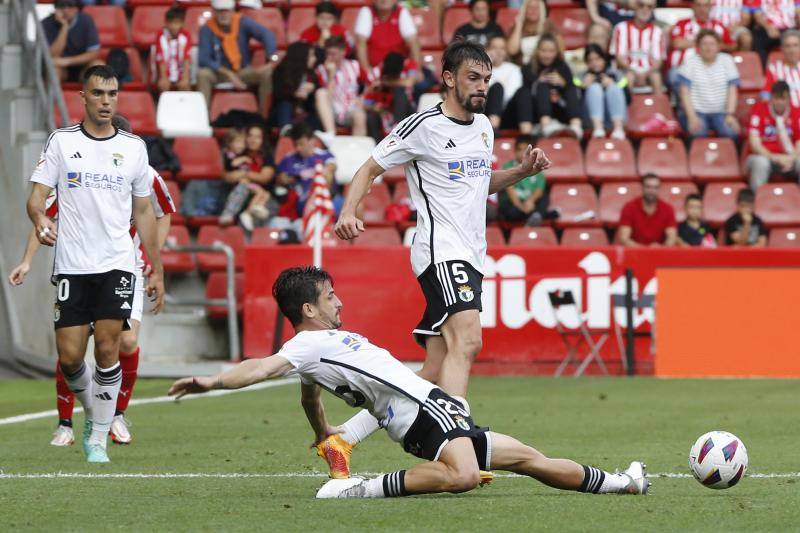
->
xmin=454 ymin=0 xmax=505 ymax=47
xmin=299 ymin=1 xmax=353 ymax=63
xmin=363 ymin=52 xmax=416 ymax=141
xmin=678 ymin=193 xmax=717 ymax=246
xmin=153 ymin=7 xmax=192 ymax=93
xmin=617 ymin=173 xmax=678 ymax=246
xmin=579 ymin=43 xmax=628 ymax=139
xmin=499 ymin=135 xmax=550 ymax=226
xmin=316 ymin=36 xmax=368 ymax=137
xmin=724 ymin=188 xmax=768 ymax=246
xmin=219 ymin=128 xmax=273 ymax=230
xmin=610 ymin=0 xmax=666 ymax=94
xmin=486 ymin=35 xmax=534 ymax=134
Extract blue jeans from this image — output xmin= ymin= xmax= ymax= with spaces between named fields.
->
xmin=584 ymin=82 xmax=627 ymax=127
xmin=678 ymin=111 xmax=739 ymax=141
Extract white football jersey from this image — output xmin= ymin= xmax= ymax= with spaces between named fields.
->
xmin=372 ymin=103 xmax=494 ymax=276
xmin=278 ymin=329 xmax=435 ymax=443
xmin=30 ymin=124 xmax=151 ymax=275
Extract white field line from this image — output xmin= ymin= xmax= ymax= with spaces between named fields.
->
xmin=0 ymin=472 xmax=798 ymax=480
xmin=0 ymin=378 xmax=297 ymax=426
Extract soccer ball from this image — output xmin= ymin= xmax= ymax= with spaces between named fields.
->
xmin=689 ymin=431 xmax=748 ymax=489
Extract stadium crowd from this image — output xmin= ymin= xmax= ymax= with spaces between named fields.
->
xmin=40 ymin=0 xmax=800 ymax=253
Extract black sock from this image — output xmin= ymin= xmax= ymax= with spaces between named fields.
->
xmin=58 ymin=418 xmax=73 ymax=428
xmin=382 ymin=470 xmax=408 ymax=497
xmin=578 ymin=465 xmax=606 ymax=493
xmin=114 ymin=409 xmax=124 ymax=417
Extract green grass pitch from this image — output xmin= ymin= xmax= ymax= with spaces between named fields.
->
xmin=1 ymin=377 xmax=798 ymax=532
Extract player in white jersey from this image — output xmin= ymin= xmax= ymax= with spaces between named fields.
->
xmin=25 ymin=66 xmax=165 ymax=463
xmin=326 ymin=40 xmax=552 ymax=478
xmin=9 ymin=114 xmax=175 ymax=447
xmin=168 ymin=266 xmax=649 ymax=499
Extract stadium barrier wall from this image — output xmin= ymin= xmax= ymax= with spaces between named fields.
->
xmin=656 ymin=268 xmax=800 ymax=378
xmin=244 ymin=246 xmax=800 ymax=376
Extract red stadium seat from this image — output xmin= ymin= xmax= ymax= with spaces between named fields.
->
xmin=549 ymin=184 xmax=600 ymax=227
xmin=495 ymin=8 xmax=518 ymax=33
xmin=492 ymin=137 xmax=516 ymax=169
xmin=83 ymin=6 xmax=131 ymax=48
xmin=161 ymin=225 xmax=195 ymax=273
xmin=733 ymin=51 xmax=764 ymax=93
xmin=196 ymin=225 xmax=246 ymax=272
xmin=184 ymin=6 xmax=213 ymax=44
xmin=560 ymin=227 xmax=609 ymax=246
xmin=117 ymin=91 xmax=158 ymax=136
xmin=128 ymin=0 xmax=174 ymax=7
xmin=626 ymin=94 xmax=681 ymax=138
xmin=703 ymin=182 xmax=747 ymax=226
xmin=100 ymin=48 xmax=146 ymax=90
xmin=536 ymin=138 xmax=586 ymax=182
xmin=54 ymin=90 xmax=84 ymax=126
xmin=164 ymin=181 xmax=185 ymax=225
xmin=210 ymin=92 xmax=259 ymax=123
xmin=206 ymin=271 xmax=244 ymax=318
xmin=131 ymin=6 xmax=170 ymax=50
xmin=769 ymin=227 xmax=800 ymax=247
xmin=421 ymin=50 xmax=444 ymax=81
xmin=585 ymin=138 xmax=637 ymax=183
xmin=637 ymin=138 xmax=690 ymax=182
xmin=599 ymin=182 xmax=642 ymax=227
xmin=286 ymin=7 xmax=316 ymax=43
xmin=442 ymin=7 xmax=471 ymax=44
xmin=351 ymin=227 xmax=402 ymax=246
xmin=689 ymin=138 xmax=742 ymax=183
xmin=549 ymin=8 xmax=590 ymax=50
xmin=362 ymin=182 xmax=392 ymax=225
xmin=410 ymin=8 xmax=443 ymax=49
xmin=661 ymin=182 xmax=699 ymax=222
xmin=241 ymin=8 xmax=287 ymax=49
xmin=508 ymin=226 xmax=558 ymax=246
xmin=486 ymin=225 xmax=506 ymax=246
xmin=251 ymin=227 xmax=283 ymax=246
xmin=173 ymin=137 xmax=223 ymax=181
xmin=736 ymin=93 xmax=758 ymax=127
xmin=755 ymin=183 xmax=800 ymax=228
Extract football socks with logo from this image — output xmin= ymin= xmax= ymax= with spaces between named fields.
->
xmin=55 ymin=363 xmax=76 ymax=425
xmin=579 ymin=465 xmax=628 ymax=493
xmin=363 ymin=470 xmax=408 ymax=497
xmin=115 ymin=347 xmax=140 ymax=415
xmin=340 ymin=409 xmax=381 ymax=446
xmin=60 ymin=361 xmax=93 ymax=421
xmin=89 ymin=362 xmax=122 ymax=446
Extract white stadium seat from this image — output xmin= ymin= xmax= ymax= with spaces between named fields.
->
xmin=327 ymin=135 xmax=376 ymax=185
xmin=156 ymin=91 xmax=212 ymax=138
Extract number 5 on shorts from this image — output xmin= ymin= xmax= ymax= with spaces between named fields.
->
xmin=57 ymin=278 xmax=70 ymax=302
xmin=451 ymin=262 xmax=468 ymax=284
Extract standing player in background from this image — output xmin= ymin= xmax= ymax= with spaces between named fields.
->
xmin=326 ymin=40 xmax=552 ymax=479
xmin=9 ymin=115 xmax=175 ymax=447
xmin=25 ymin=66 xmax=165 ymax=463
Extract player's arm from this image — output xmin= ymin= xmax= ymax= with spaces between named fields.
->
xmin=300 ymin=382 xmax=340 ymax=444
xmin=334 ymin=156 xmax=386 ymax=240
xmin=132 ymin=195 xmax=165 ymax=314
xmin=26 ymin=183 xmax=57 ymax=246
xmin=489 ymin=146 xmax=552 ymax=194
xmin=8 ymin=227 xmax=42 ymax=286
xmin=167 ymin=355 xmax=294 ymax=399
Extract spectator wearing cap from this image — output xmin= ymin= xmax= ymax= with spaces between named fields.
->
xmin=42 ymin=0 xmax=101 ymax=82
xmin=617 ymin=173 xmax=678 ymax=246
xmin=299 ymin=1 xmax=353 ymax=64
xmin=197 ymin=0 xmax=276 ymax=111
xmin=746 ymin=80 xmax=800 ymax=189
xmin=454 ymin=0 xmax=505 ymax=47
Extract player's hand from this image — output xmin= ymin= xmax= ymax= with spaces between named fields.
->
xmin=147 ymin=269 xmax=165 ymax=314
xmin=519 ymin=146 xmax=552 ymax=176
xmin=168 ymin=376 xmax=214 ymax=399
xmin=311 ymin=424 xmax=344 ymax=447
xmin=8 ymin=262 xmax=31 ymax=286
xmin=35 ymin=217 xmax=57 ymax=246
xmin=142 ymin=262 xmax=153 ymax=277
xmin=334 ymin=212 xmax=365 ymax=240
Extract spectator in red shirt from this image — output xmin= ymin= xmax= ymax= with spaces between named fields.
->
xmin=749 ymin=0 xmax=800 ymax=66
xmin=746 ymin=80 xmax=800 ymax=188
xmin=299 ymin=2 xmax=353 ymax=64
xmin=153 ymin=7 xmax=192 ymax=94
xmin=354 ymin=0 xmax=421 ymax=75
xmin=617 ymin=174 xmax=678 ymax=246
xmin=610 ymin=0 xmax=666 ymax=94
xmin=363 ymin=52 xmax=415 ymax=141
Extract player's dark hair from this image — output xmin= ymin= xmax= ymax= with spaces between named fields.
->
xmin=641 ymin=173 xmax=660 ymax=185
xmin=111 ymin=114 xmax=132 ymax=133
xmin=685 ymin=193 xmax=702 ymax=205
xmin=316 ymin=1 xmax=339 ymax=17
xmin=441 ymin=38 xmax=492 ymax=80
xmin=383 ymin=52 xmax=405 ymax=78
xmin=289 ymin=122 xmax=314 ymax=141
xmin=82 ymin=65 xmax=118 ymax=87
xmin=737 ymin=188 xmax=755 ymax=204
xmin=772 ymin=80 xmax=791 ymax=97
xmin=515 ymin=133 xmax=536 ymax=148
xmin=272 ymin=266 xmax=335 ymax=326
xmin=166 ymin=6 xmax=186 ymax=21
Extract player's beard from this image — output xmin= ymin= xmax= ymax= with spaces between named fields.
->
xmin=455 ymin=83 xmax=487 ymax=113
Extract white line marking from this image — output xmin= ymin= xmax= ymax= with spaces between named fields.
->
xmin=0 ymin=378 xmax=297 ymax=426
xmin=0 ymin=472 xmax=798 ymax=480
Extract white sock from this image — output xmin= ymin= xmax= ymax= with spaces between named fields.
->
xmin=89 ymin=362 xmax=121 ymax=446
xmin=340 ymin=409 xmax=380 ymax=445
xmin=61 ymin=362 xmax=94 ymax=420
xmin=598 ymin=473 xmax=630 ymax=493
xmin=580 ymin=465 xmax=629 ymax=493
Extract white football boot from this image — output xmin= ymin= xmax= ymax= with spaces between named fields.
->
xmin=110 ymin=415 xmax=132 ymax=445
xmin=316 ymin=477 xmax=368 ymax=499
xmin=50 ymin=425 xmax=75 ymax=446
xmin=619 ymin=461 xmax=650 ymax=495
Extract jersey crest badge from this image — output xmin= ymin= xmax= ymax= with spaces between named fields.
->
xmin=112 ymin=153 xmax=125 ymax=167
xmin=458 ymin=285 xmax=474 ymax=303
xmin=454 ymin=415 xmax=470 ymax=431
xmin=481 ymin=132 xmax=489 ymax=149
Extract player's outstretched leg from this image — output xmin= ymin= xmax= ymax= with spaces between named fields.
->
xmin=488 ymin=432 xmax=650 ymax=495
xmin=51 ymin=363 xmax=76 ymax=446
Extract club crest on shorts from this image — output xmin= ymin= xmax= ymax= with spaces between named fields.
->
xmin=53 ymin=303 xmax=60 ymax=322
xmin=454 ymin=415 xmax=470 ymax=431
xmin=112 ymin=153 xmax=124 ymax=167
xmin=481 ymin=132 xmax=489 ymax=149
xmin=458 ymin=285 xmax=474 ymax=303
xmin=115 ymin=275 xmax=133 ymax=297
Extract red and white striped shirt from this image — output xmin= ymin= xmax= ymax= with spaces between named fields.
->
xmin=711 ymin=0 xmax=746 ymax=26
xmin=747 ymin=0 xmax=799 ymax=30
xmin=610 ymin=21 xmax=666 ymax=73
xmin=763 ymin=59 xmax=800 ymax=106
xmin=669 ymin=18 xmax=733 ymax=68
xmin=154 ymin=28 xmax=192 ymax=84
xmin=316 ymin=59 xmax=365 ymax=124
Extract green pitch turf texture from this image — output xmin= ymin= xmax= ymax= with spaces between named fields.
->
xmin=1 ymin=377 xmax=797 ymax=532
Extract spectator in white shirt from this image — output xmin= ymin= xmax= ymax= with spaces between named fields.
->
xmin=485 ymin=35 xmax=533 ymax=134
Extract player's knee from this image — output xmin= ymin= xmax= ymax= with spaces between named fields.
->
xmin=455 ymin=335 xmax=482 ymax=360
xmin=119 ymin=335 xmax=137 ymax=354
xmin=446 ymin=467 xmax=481 ymax=493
